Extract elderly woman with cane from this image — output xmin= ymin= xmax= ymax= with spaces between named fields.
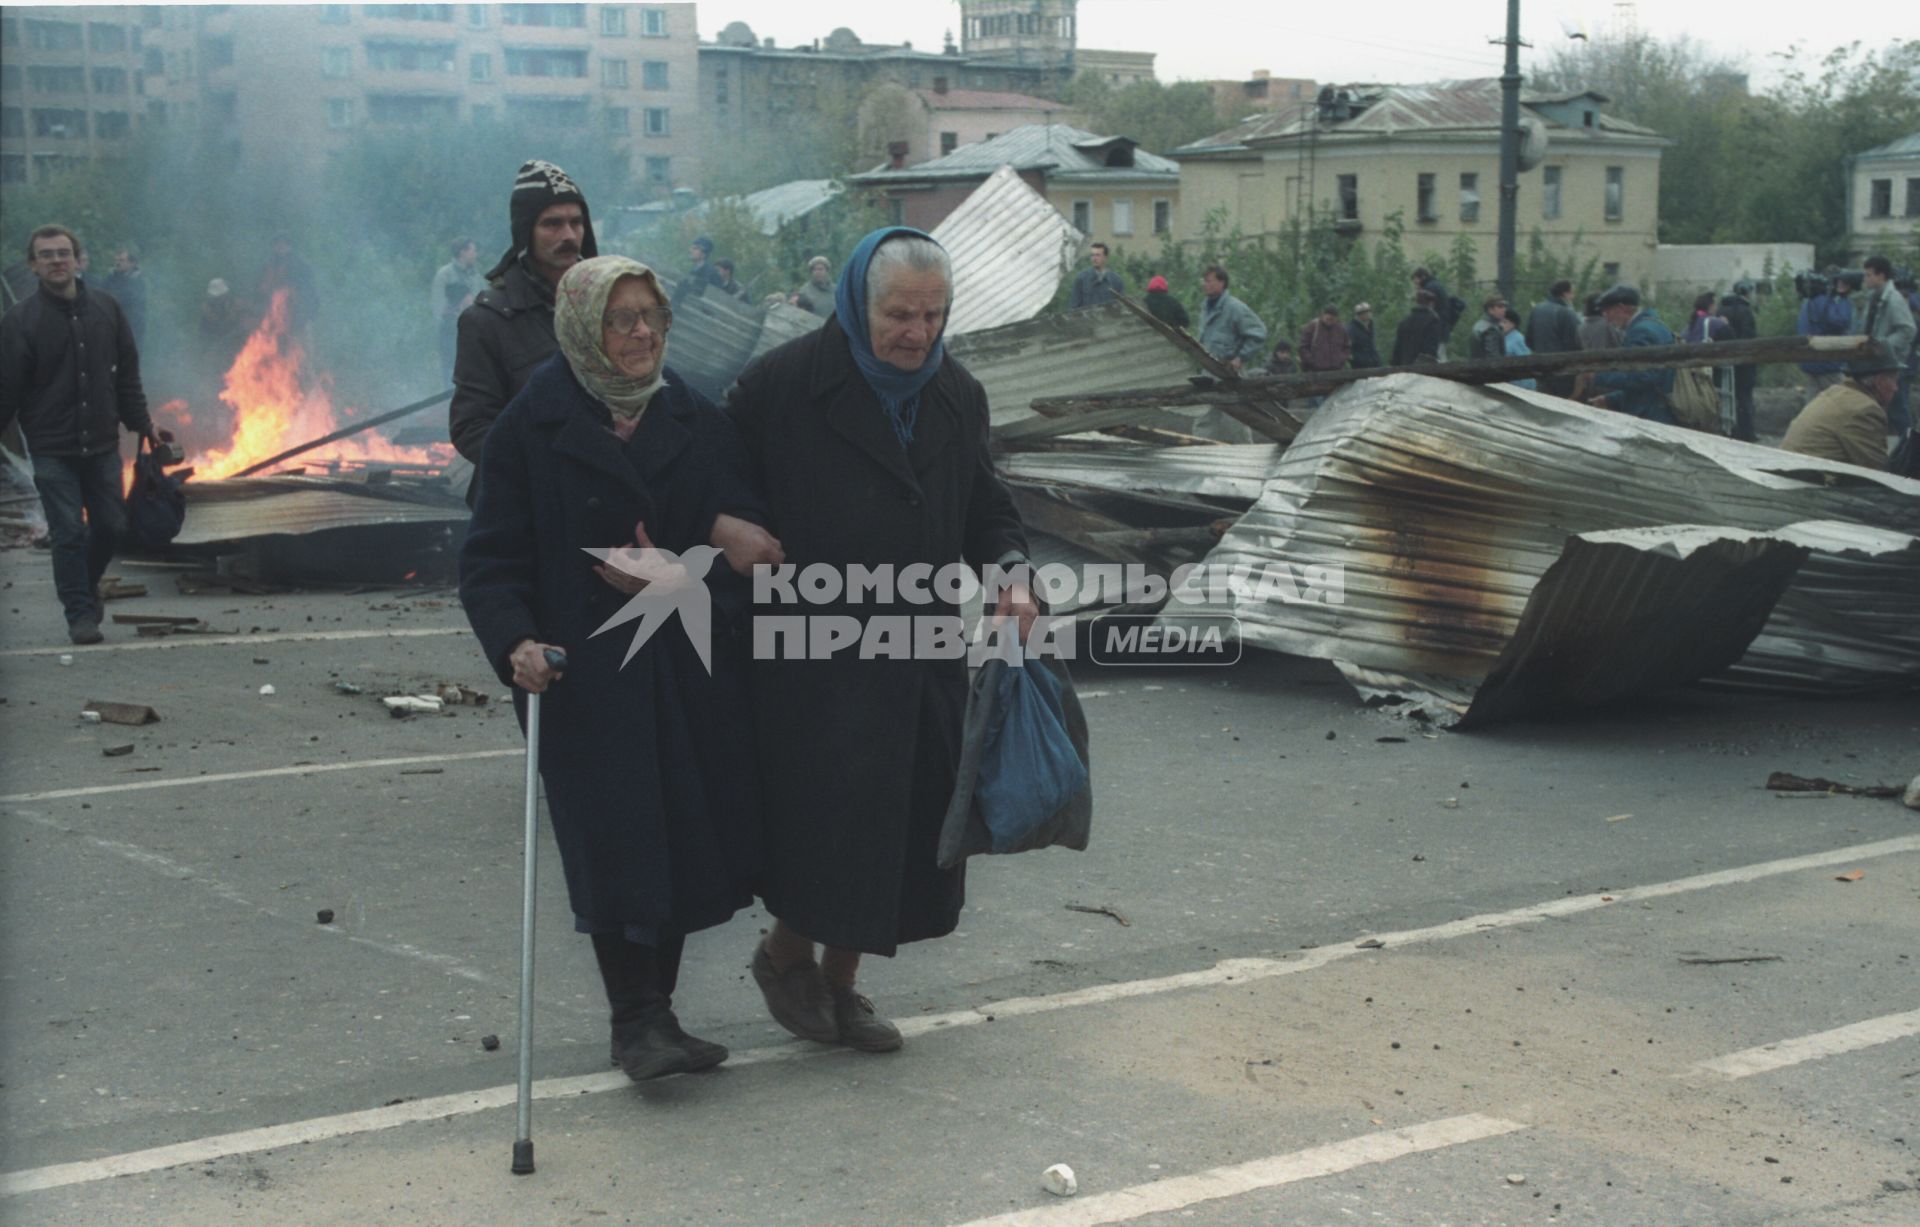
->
xmin=460 ymin=255 xmax=781 ymax=1082
xmin=726 ymin=227 xmax=1037 ymax=1052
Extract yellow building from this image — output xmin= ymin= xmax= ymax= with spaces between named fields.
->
xmin=1174 ymin=82 xmax=1667 ymax=292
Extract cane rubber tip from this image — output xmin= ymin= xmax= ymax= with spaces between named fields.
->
xmin=511 ymin=1140 xmax=535 ymax=1175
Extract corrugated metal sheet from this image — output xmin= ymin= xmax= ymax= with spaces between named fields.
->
xmin=174 ymin=477 xmax=467 ymax=546
xmin=1169 ymin=373 xmax=1920 ymax=724
xmin=737 ymin=179 xmax=842 ymax=236
xmin=935 ymin=165 xmax=1084 ymax=337
xmin=947 ymin=301 xmax=1203 ymax=426
xmin=746 ymin=300 xmax=824 ymax=365
xmin=1001 ymin=444 xmax=1281 ymax=502
xmin=858 ymin=123 xmax=1180 ymax=181
xmin=660 ymin=290 xmax=765 ymax=401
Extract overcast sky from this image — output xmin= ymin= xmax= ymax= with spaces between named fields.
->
xmin=703 ymin=1 xmax=1870 ymax=88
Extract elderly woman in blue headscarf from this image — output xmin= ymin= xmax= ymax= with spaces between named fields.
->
xmin=725 ymin=228 xmax=1036 ymax=1053
xmin=460 ymin=255 xmax=783 ymax=1082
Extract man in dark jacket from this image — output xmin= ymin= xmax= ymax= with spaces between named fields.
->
xmin=1143 ymin=274 xmax=1189 ymax=328
xmin=1298 ymin=303 xmax=1350 ymax=373
xmin=1069 ymin=243 xmax=1126 ymax=309
xmin=450 ymin=159 xmax=597 ymax=502
xmin=0 ymin=225 xmax=157 ymax=644
xmin=1524 ymin=279 xmax=1582 ymax=397
xmin=1588 ymin=284 xmax=1676 ymax=423
xmin=726 ymin=228 xmax=1034 ymax=1054
xmin=1412 ymin=267 xmax=1463 ymax=359
xmin=1798 ymin=273 xmax=1856 ymax=400
xmin=102 ymin=246 xmax=147 ymax=347
xmin=1717 ymin=279 xmax=1759 ymax=440
xmin=1348 ymin=302 xmax=1381 ymax=369
xmin=1392 ymin=290 xmax=1443 ymax=366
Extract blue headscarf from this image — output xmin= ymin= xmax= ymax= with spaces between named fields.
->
xmin=834 ymin=227 xmax=950 ymax=450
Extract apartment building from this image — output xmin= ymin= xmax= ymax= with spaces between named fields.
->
xmin=1 ymin=4 xmax=703 ymax=194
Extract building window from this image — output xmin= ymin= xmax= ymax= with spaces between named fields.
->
xmin=204 ymin=35 xmax=235 ymax=68
xmin=91 ymin=67 xmax=130 ymax=95
xmin=602 ymin=58 xmax=628 ymax=88
xmin=1459 ymin=172 xmax=1481 ymax=224
xmin=645 ymin=155 xmax=671 ymax=184
xmin=146 ymin=99 xmax=168 ymax=126
xmin=363 ymin=5 xmax=455 ymax=20
xmin=1416 ymin=172 xmax=1437 ymax=222
xmin=1071 ymin=200 xmax=1092 ymax=233
xmin=505 ymin=96 xmax=589 ymax=126
xmin=1604 ymin=166 xmax=1624 ymax=221
xmin=1336 ymin=174 xmax=1358 ymax=220
xmin=327 ymin=98 xmax=353 ymax=129
xmin=95 ymin=111 xmax=132 ymax=140
xmin=29 ymin=66 xmax=87 ymax=94
xmin=504 ymin=48 xmax=588 ymax=78
xmin=365 ymin=40 xmax=456 ymax=71
xmin=601 ymin=6 xmax=626 ymax=36
xmin=367 ymin=93 xmax=458 ymax=124
xmin=323 ymin=47 xmax=352 ymax=79
xmin=321 ymin=5 xmax=351 ymax=24
xmin=1111 ymin=199 xmax=1134 ymax=236
xmin=0 ymin=65 xmax=16 ymax=93
xmin=1 ymin=18 xmax=15 ymax=48
xmin=1867 ymin=178 xmax=1893 ymax=218
xmin=1601 ymin=261 xmax=1621 ymax=282
xmin=32 ymin=108 xmax=87 ymax=137
xmin=888 ymin=197 xmax=906 ymax=226
xmin=605 ymin=106 xmax=629 ymax=133
xmin=144 ymin=48 xmax=164 ymax=75
xmin=26 ymin=19 xmax=83 ymax=51
xmin=714 ymin=65 xmax=728 ymax=105
xmin=1153 ymin=199 xmax=1172 ymax=234
xmin=502 ymin=4 xmax=584 ymax=27
xmin=87 ymin=23 xmax=128 ymax=54
xmin=642 ymin=61 xmax=668 ymax=90
xmin=939 ymin=131 xmax=958 ymax=156
xmin=1 ymin=107 xmax=21 ymax=138
xmin=0 ymin=154 xmax=25 ymax=184
xmin=470 ymin=53 xmax=491 ymax=82
xmin=1542 ymin=166 xmax=1562 ymax=219
xmin=640 ymin=8 xmax=668 ymax=37
xmin=1906 ymin=178 xmax=1920 ymax=218
xmin=643 ymin=106 xmax=668 ymax=135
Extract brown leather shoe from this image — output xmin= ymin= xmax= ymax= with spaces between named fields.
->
xmin=827 ymin=983 xmax=903 ymax=1053
xmin=750 ymin=941 xmax=837 ymax=1043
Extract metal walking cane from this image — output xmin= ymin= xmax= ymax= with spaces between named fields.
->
xmin=511 ymin=646 xmax=567 ymax=1176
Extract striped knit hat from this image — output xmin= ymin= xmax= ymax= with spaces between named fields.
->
xmin=486 ymin=159 xmax=598 ymax=281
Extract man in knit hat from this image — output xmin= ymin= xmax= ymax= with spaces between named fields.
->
xmin=449 ymin=159 xmax=598 ymax=497
xmin=672 ymin=236 xmax=725 ymax=306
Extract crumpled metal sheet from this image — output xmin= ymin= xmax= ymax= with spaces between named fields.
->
xmin=173 ymin=475 xmax=467 ymax=546
xmin=949 ymin=302 xmax=1204 ymax=428
xmin=1001 ymin=443 xmax=1282 ymax=502
xmin=1171 ymin=373 xmax=1920 ymax=724
xmin=934 ymin=165 xmax=1082 ymax=338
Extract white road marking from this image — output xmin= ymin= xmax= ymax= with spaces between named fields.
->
xmin=1690 ymin=1009 xmax=1920 ymax=1079
xmin=947 ymin=1114 xmax=1528 ymax=1226
xmin=5 ymin=808 xmax=596 ymax=1019
xmin=0 ymin=626 xmax=471 ymax=658
xmin=5 ymin=835 xmax=1915 ymax=1199
xmin=0 ymin=749 xmax=521 ymax=804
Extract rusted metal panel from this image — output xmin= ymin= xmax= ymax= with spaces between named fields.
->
xmin=1171 ymin=373 xmax=1920 ymax=723
xmin=934 ymin=165 xmax=1083 ymax=337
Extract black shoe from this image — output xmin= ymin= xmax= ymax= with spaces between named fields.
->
xmin=750 ymin=942 xmax=837 ymax=1043
xmin=826 ymin=983 xmax=903 ymax=1053
xmin=609 ymin=1007 xmax=696 ymax=1082
xmin=660 ymin=1013 xmax=729 ymax=1072
xmin=68 ymin=617 xmax=104 ymax=646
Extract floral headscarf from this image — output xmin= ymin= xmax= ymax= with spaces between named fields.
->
xmin=554 ymin=256 xmax=669 ymax=423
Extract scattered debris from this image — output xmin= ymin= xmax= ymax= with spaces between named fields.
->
xmin=99 ymin=576 xmax=147 ymax=600
xmin=258 ymin=684 xmax=276 ymax=696
xmin=332 ymin=681 xmax=363 ymax=695
xmin=101 ymin=744 xmax=134 ymax=757
xmin=399 ymin=768 xmax=444 ymax=776
xmin=382 ymin=695 xmax=443 ymax=716
xmin=1678 ymin=955 xmax=1782 ymax=965
xmin=1605 ymin=814 xmax=1632 ymax=823
xmin=1835 ymin=870 xmax=1866 ymax=883
xmin=1041 ymin=1164 xmax=1078 ymax=1198
xmin=1766 ymin=771 xmax=1902 ymax=798
xmin=481 ymin=1034 xmax=501 ymax=1052
xmin=1506 ymin=1174 xmax=1527 ymax=1186
xmin=315 ymin=909 xmax=335 ymax=924
xmin=82 ymin=701 xmax=160 ymax=726
xmin=1064 ymin=903 xmax=1130 ymax=927
xmin=1356 ymin=938 xmax=1386 ymax=950
xmin=1375 ymin=736 xmax=1407 ymax=744
xmin=79 ymin=710 xmax=102 ymax=724
xmin=435 ymin=683 xmax=490 ymax=707
xmin=57 ymin=654 xmax=72 ymax=666
xmin=1907 ymin=775 xmax=1920 ymax=812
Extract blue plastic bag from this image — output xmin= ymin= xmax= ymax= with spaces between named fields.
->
xmin=973 ymin=660 xmax=1090 ymax=854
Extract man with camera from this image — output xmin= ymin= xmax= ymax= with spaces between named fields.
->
xmin=1853 ymin=255 xmax=1916 ymax=434
xmin=1796 ymin=270 xmax=1858 ymax=401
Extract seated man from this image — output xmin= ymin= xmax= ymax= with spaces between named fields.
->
xmin=1780 ymin=358 xmax=1900 ymax=470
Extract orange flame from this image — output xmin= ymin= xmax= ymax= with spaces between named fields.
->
xmin=170 ymin=289 xmax=451 ymax=480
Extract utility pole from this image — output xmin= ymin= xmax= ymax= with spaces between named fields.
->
xmin=1496 ymin=0 xmax=1523 ymax=300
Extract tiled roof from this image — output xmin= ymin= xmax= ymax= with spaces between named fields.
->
xmin=854 ymin=123 xmax=1179 ymax=182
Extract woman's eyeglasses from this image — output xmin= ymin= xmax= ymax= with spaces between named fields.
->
xmin=603 ymin=306 xmax=673 ymax=335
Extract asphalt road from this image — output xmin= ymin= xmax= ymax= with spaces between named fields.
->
xmin=1 ymin=554 xmax=1915 ymax=1226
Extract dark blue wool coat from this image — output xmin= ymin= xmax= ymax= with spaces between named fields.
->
xmin=460 ymin=355 xmax=763 ymax=942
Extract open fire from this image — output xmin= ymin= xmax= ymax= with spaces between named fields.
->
xmin=157 ymin=288 xmax=452 ymax=480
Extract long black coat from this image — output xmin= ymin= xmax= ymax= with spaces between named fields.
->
xmin=726 ymin=317 xmax=1028 ymax=955
xmin=459 ymin=355 xmax=764 ymax=942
